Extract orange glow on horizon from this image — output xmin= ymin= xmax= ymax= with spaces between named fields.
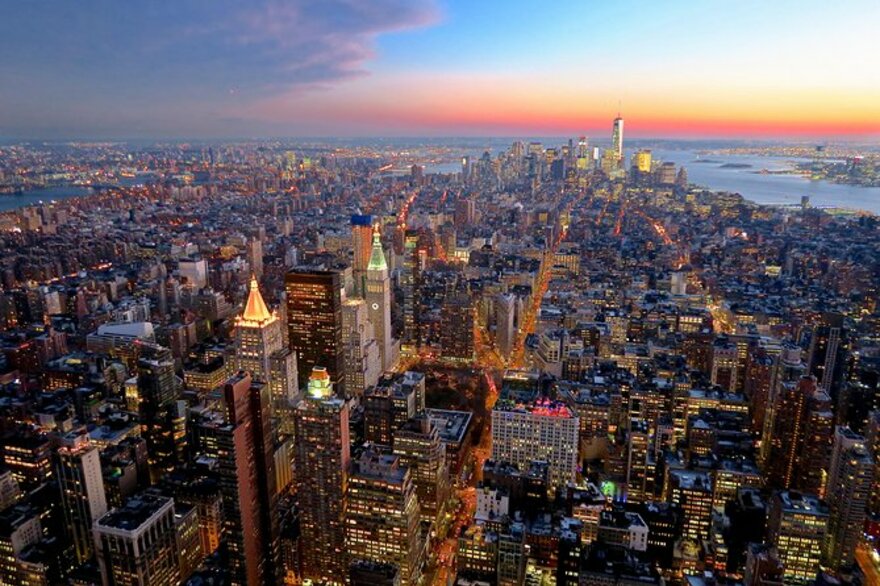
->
xmin=250 ymin=72 xmax=880 ymax=138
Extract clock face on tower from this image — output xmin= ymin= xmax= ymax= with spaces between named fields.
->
xmin=371 ymin=303 xmax=379 ymax=310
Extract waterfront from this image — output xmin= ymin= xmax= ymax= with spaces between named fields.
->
xmin=3 ymin=147 xmax=879 ymax=215
xmin=649 ymin=148 xmax=880 ymax=214
xmin=0 ymin=185 xmax=95 ymax=212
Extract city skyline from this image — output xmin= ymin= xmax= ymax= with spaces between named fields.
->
xmin=1 ymin=0 xmax=879 ymax=139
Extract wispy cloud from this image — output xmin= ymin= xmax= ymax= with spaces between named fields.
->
xmin=0 ymin=0 xmax=440 ymax=137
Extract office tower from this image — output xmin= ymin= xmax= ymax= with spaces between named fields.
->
xmin=667 ymin=470 xmax=713 ymax=542
xmin=341 ymin=298 xmax=381 ymax=396
xmin=491 ymin=399 xmax=579 ymax=490
xmin=268 ymin=348 xmax=299 ymax=435
xmin=174 ymin=503 xmax=202 ymax=581
xmin=293 ymin=367 xmax=351 ymax=584
xmin=401 ymin=230 xmax=421 ymax=348
xmin=93 ymin=493 xmax=180 ymax=586
xmin=440 ymin=292 xmax=474 ymax=362
xmin=611 ymin=115 xmax=624 ymax=165
xmin=822 ymin=427 xmax=873 ymax=570
xmin=56 ymin=431 xmax=108 ymax=563
xmin=496 ymin=293 xmax=516 ymax=361
xmin=234 ymin=275 xmax=283 ymax=383
xmin=767 ymin=491 xmax=829 ymax=584
xmin=393 ymin=415 xmax=450 ymax=524
xmin=1 ymin=433 xmax=53 ymax=490
xmin=632 ymin=149 xmax=652 ymax=174
xmin=759 ymin=343 xmax=806 ymax=466
xmin=351 ymin=214 xmax=373 ymax=297
xmin=345 ymin=449 xmax=424 ymax=586
xmin=765 ymin=376 xmax=832 ymax=491
xmin=247 ymin=238 xmax=263 ymax=278
xmin=745 ymin=349 xmax=775 ymax=435
xmin=364 ymin=372 xmax=425 ymax=446
xmin=365 ymin=225 xmax=396 ymax=372
xmin=175 ymin=479 xmax=224 ymax=559
xmin=807 ymin=321 xmax=845 ymax=392
xmin=191 ymin=373 xmax=278 ymax=585
xmin=285 ymin=269 xmax=344 ymax=393
xmin=137 ymin=344 xmax=183 ymax=480
xmin=625 ymin=419 xmax=652 ymax=503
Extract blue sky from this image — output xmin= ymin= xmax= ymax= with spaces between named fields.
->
xmin=0 ymin=0 xmax=877 ymax=138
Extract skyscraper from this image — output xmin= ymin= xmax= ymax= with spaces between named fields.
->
xmin=491 ymin=399 xmax=579 ymax=490
xmin=285 ymin=269 xmax=344 ymax=394
xmin=93 ymin=493 xmax=180 ymax=586
xmin=345 ymin=449 xmax=424 ymax=586
xmin=440 ymin=292 xmax=475 ymax=362
xmin=293 ymin=367 xmax=351 ymax=583
xmin=56 ymin=430 xmax=108 ymax=563
xmin=191 ymin=373 xmax=278 ymax=586
xmin=341 ymin=297 xmax=381 ymax=396
xmin=767 ymin=491 xmax=829 ymax=584
xmin=351 ymin=214 xmax=373 ymax=297
xmin=393 ymin=415 xmax=450 ymax=524
xmin=822 ymin=426 xmax=873 ymax=570
xmin=401 ymin=230 xmax=421 ymax=349
xmin=234 ymin=275 xmax=284 ymax=383
xmin=137 ymin=343 xmax=183 ymax=480
xmin=765 ymin=376 xmax=832 ymax=491
xmin=611 ymin=115 xmax=624 ymax=166
xmin=365 ymin=224 xmax=396 ymax=372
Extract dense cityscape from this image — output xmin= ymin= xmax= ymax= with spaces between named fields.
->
xmin=2 ymin=0 xmax=880 ymax=584
xmin=0 ymin=113 xmax=877 ymax=586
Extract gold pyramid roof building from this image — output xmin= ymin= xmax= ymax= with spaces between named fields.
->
xmin=239 ymin=275 xmax=277 ymax=326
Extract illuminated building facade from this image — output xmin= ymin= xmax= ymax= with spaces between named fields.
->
xmin=285 ymin=269 xmax=344 ymax=393
xmin=345 ymin=449 xmax=424 ymax=586
xmin=401 ymin=230 xmax=421 ymax=349
xmin=667 ymin=470 xmax=713 ymax=542
xmin=293 ymin=367 xmax=351 ymax=584
xmin=767 ymin=490 xmax=828 ymax=585
xmin=341 ymin=298 xmax=381 ymax=396
xmin=822 ymin=426 xmax=873 ymax=570
xmin=56 ymin=431 xmax=108 ymax=563
xmin=440 ymin=292 xmax=474 ymax=362
xmin=351 ymin=214 xmax=373 ymax=298
xmin=611 ymin=116 xmax=624 ymax=165
xmin=190 ymin=373 xmax=278 ymax=586
xmin=93 ymin=493 xmax=179 ymax=586
xmin=491 ymin=399 xmax=579 ymax=490
xmin=234 ymin=276 xmax=283 ymax=384
xmin=392 ymin=415 xmax=450 ymax=524
xmin=365 ymin=224 xmax=396 ymax=372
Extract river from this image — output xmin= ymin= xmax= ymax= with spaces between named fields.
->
xmin=645 ymin=148 xmax=880 ymax=214
xmin=0 ymin=185 xmax=96 ymax=212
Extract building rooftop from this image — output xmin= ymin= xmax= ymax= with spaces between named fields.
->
xmin=96 ymin=493 xmax=173 ymax=533
xmin=425 ymin=408 xmax=472 ymax=445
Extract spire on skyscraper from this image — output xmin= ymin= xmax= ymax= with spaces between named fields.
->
xmin=368 ymin=223 xmax=388 ymax=272
xmin=241 ymin=274 xmax=274 ymax=324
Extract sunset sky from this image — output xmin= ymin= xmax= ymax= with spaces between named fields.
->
xmin=1 ymin=0 xmax=878 ymax=139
